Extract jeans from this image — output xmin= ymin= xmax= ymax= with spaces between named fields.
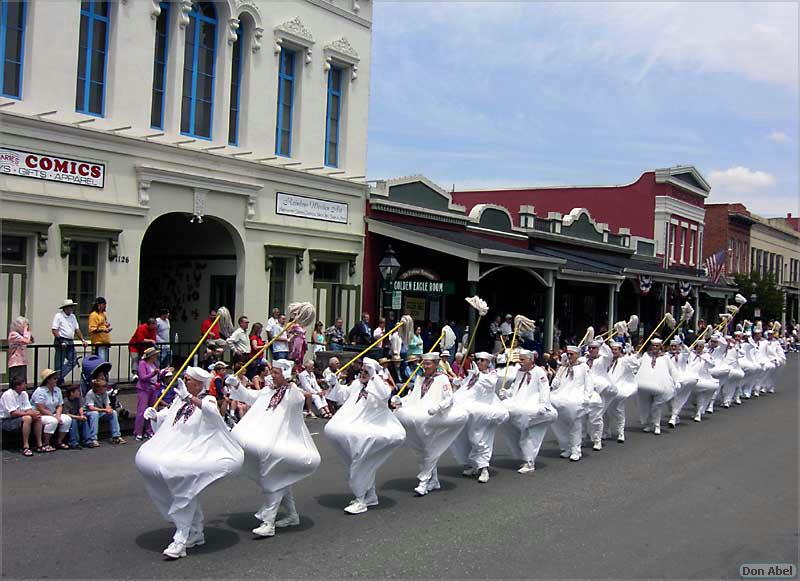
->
xmin=273 ymin=351 xmax=289 ymax=361
xmin=329 ymin=343 xmax=344 ymax=352
xmin=158 ymin=346 xmax=172 ymax=368
xmin=67 ymin=417 xmax=92 ymax=446
xmin=94 ymin=345 xmax=110 ymax=362
xmin=86 ymin=410 xmax=121 ymax=440
xmin=54 ymin=339 xmax=78 ymax=385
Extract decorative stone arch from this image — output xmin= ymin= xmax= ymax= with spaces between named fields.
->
xmin=469 ymin=204 xmax=516 ymax=233
xmin=562 ymin=207 xmax=608 ymax=235
xmin=235 ymin=1 xmax=264 ymax=51
xmin=478 ymin=264 xmax=548 ymax=287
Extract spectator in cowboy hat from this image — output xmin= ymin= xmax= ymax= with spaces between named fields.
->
xmin=51 ymin=299 xmax=88 ymax=386
xmin=32 ymin=368 xmax=72 ymax=451
xmin=134 ymin=347 xmax=160 ymax=441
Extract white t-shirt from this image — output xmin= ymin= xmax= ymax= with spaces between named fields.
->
xmin=0 ymin=389 xmax=32 ymax=419
xmin=271 ymin=322 xmax=289 ymax=352
xmin=156 ymin=317 xmax=171 ymax=343
xmin=266 ymin=317 xmax=278 ymax=337
xmin=52 ymin=310 xmax=79 ymax=340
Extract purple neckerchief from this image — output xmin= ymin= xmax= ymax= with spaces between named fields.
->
xmin=466 ymin=372 xmax=481 ymax=390
xmin=267 ymin=384 xmax=290 ymax=410
xmin=357 ymin=380 xmax=369 ymax=402
xmin=587 ymin=357 xmax=594 ymax=369
xmin=608 ymin=358 xmax=619 ymax=373
xmin=520 ymin=370 xmax=533 ymax=386
xmin=421 ymin=372 xmax=440 ymax=397
xmin=172 ymin=400 xmax=196 ymax=425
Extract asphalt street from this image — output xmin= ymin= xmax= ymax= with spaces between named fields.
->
xmin=2 ymin=357 xmax=798 ymax=579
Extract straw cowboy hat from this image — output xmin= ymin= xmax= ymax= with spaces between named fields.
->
xmin=142 ymin=347 xmax=159 ymax=359
xmin=40 ymin=368 xmax=58 ymax=384
xmin=60 ymin=299 xmax=78 ymax=309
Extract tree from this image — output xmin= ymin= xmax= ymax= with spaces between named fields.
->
xmin=732 ymin=272 xmax=784 ymax=322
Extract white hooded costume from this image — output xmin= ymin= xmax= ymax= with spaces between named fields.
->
xmin=498 ymin=350 xmax=557 ymax=471
xmin=687 ymin=343 xmax=719 ymax=422
xmin=549 ymin=347 xmax=592 ymax=461
xmin=323 ymin=358 xmax=406 ymax=513
xmin=605 ymin=343 xmax=641 ymax=441
xmin=705 ymin=335 xmax=731 ymax=413
xmin=584 ymin=340 xmax=617 ymax=449
xmin=721 ymin=336 xmax=745 ymax=406
xmin=738 ymin=334 xmax=762 ymax=398
xmin=135 ymin=367 xmax=244 ymax=556
xmin=394 ymin=353 xmax=468 ymax=495
xmin=450 ymin=352 xmax=509 ymax=478
xmin=228 ymin=359 xmax=321 ymax=535
xmin=635 ymin=341 xmax=678 ymax=433
xmin=667 ymin=340 xmax=698 ymax=426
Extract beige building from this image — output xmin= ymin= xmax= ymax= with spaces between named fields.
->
xmin=749 ymin=215 xmax=800 ymax=324
xmin=1 ymin=0 xmax=373 ymax=380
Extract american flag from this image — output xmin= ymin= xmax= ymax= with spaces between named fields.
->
xmin=705 ymin=249 xmax=727 ymax=283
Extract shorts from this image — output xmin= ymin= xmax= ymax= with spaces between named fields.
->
xmin=1 ymin=417 xmax=23 ymax=431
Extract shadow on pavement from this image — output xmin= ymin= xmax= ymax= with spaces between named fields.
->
xmin=315 ymin=493 xmax=398 ymax=511
xmin=135 ymin=526 xmax=240 ymax=555
xmin=225 ymin=512 xmax=315 ymax=534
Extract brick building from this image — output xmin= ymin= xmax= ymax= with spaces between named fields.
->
xmin=702 ymin=203 xmax=755 ymax=276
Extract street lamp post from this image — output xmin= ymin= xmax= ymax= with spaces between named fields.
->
xmin=378 ymin=245 xmax=402 ymax=317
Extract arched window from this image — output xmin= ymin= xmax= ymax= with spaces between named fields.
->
xmin=181 ymin=1 xmax=216 ymax=139
xmin=76 ymin=1 xmax=110 ymax=116
xmin=1 ymin=0 xmax=26 ymax=99
xmin=228 ymin=20 xmax=243 ymax=145
xmin=150 ymin=1 xmax=170 ymax=129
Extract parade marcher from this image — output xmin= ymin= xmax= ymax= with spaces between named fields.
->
xmin=498 ymin=349 xmax=557 ymax=473
xmin=705 ymin=333 xmax=731 ymax=414
xmin=667 ymin=338 xmax=697 ymax=428
xmin=450 ymin=352 xmax=508 ymax=483
xmin=549 ymin=346 xmax=591 ymax=461
xmin=604 ymin=342 xmax=640 ymax=442
xmin=136 ymin=367 xmax=244 ymax=559
xmin=687 ymin=339 xmax=719 ymax=422
xmin=721 ymin=334 xmax=745 ymax=407
xmin=584 ymin=339 xmax=616 ymax=451
xmin=324 ymin=358 xmax=406 ymax=514
xmin=394 ymin=352 xmax=468 ymax=496
xmin=635 ymin=338 xmax=677 ymax=435
xmin=738 ymin=331 xmax=762 ymax=399
xmin=227 ymin=359 xmax=321 ymax=538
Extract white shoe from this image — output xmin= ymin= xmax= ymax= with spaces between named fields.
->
xmin=162 ymin=541 xmax=186 ymax=559
xmin=344 ymin=501 xmax=368 ymax=514
xmin=722 ymin=403 xmax=731 ymax=409
xmin=414 ymin=483 xmax=428 ymax=496
xmin=185 ymin=531 xmax=205 ymax=548
xmin=592 ymin=439 xmax=602 ymax=451
xmin=617 ymin=432 xmax=625 ymax=443
xmin=642 ymin=426 xmax=652 ymax=433
xmin=734 ymin=397 xmax=742 ymax=405
xmin=653 ymin=425 xmax=661 ymax=435
xmin=477 ymin=468 xmax=490 ymax=483
xmin=706 ymin=405 xmax=714 ymax=414
xmin=560 ymin=450 xmax=571 ymax=458
xmin=252 ymin=522 xmax=275 ymax=537
xmin=569 ymin=452 xmax=581 ymax=462
xmin=517 ymin=462 xmax=535 ymax=474
xmin=462 ymin=467 xmax=478 ymax=477
xmin=668 ymin=417 xmax=677 ymax=428
xmin=693 ymin=414 xmax=701 ymax=422
xmin=275 ymin=514 xmax=300 ymax=528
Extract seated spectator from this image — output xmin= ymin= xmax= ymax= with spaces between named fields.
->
xmin=209 ymin=361 xmax=232 ymax=420
xmin=451 ymin=352 xmax=464 ymax=377
xmin=297 ymin=360 xmax=331 ymax=418
xmin=85 ymin=376 xmax=126 ymax=446
xmin=63 ymin=384 xmax=91 ymax=449
xmin=250 ymin=363 xmax=271 ymax=390
xmin=155 ymin=368 xmax=177 ymax=410
xmin=32 ymin=368 xmax=72 ymax=451
xmin=0 ymin=377 xmax=43 ymax=456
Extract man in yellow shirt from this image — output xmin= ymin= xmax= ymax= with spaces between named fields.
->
xmin=88 ymin=297 xmax=112 ymax=361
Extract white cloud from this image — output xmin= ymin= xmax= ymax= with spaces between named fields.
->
xmin=768 ymin=131 xmax=789 ymax=143
xmin=709 ymin=166 xmax=777 ymax=193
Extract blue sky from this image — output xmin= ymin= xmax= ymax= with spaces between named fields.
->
xmin=367 ymin=2 xmax=799 ymax=217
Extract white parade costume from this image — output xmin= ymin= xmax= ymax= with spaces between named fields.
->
xmin=135 ymin=369 xmax=244 ymax=559
xmin=635 ymin=345 xmax=678 ymax=434
xmin=549 ymin=348 xmax=592 ymax=461
xmin=705 ymin=336 xmax=731 ymax=413
xmin=667 ymin=342 xmax=698 ymax=426
xmin=450 ymin=355 xmax=509 ymax=481
xmin=605 ymin=347 xmax=641 ymax=441
xmin=721 ymin=338 xmax=745 ymax=407
xmin=228 ymin=360 xmax=321 ymax=537
xmin=394 ymin=354 xmax=468 ymax=495
xmin=738 ymin=336 xmax=762 ymax=399
xmin=584 ymin=341 xmax=617 ymax=450
xmin=324 ymin=358 xmax=406 ymax=514
xmin=687 ymin=346 xmax=718 ymax=422
xmin=498 ymin=352 xmax=557 ymax=472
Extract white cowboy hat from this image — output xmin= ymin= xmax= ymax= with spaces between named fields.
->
xmin=60 ymin=299 xmax=78 ymax=309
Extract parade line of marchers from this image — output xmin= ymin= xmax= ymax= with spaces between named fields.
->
xmin=134 ymin=295 xmax=789 ymax=560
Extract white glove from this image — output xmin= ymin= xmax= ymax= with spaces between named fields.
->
xmin=225 ymin=375 xmax=240 ymax=388
xmin=560 ymin=353 xmax=569 ymax=365
xmin=390 ymin=395 xmax=402 ymax=407
xmin=498 ymin=389 xmax=509 ymax=400
xmin=143 ymin=407 xmax=158 ymax=421
xmin=174 ymin=379 xmax=190 ymax=401
xmin=427 ymin=405 xmax=439 ymax=416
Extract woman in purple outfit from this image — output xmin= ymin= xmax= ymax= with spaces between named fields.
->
xmin=135 ymin=347 xmax=160 ymax=440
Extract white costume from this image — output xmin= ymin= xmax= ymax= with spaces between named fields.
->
xmin=584 ymin=341 xmax=617 ymax=449
xmin=324 ymin=358 xmax=406 ymax=514
xmin=667 ymin=342 xmax=697 ymax=426
xmin=498 ymin=352 xmax=557 ymax=472
xmin=394 ymin=353 xmax=468 ymax=495
xmin=687 ymin=345 xmax=718 ymax=422
xmin=605 ymin=346 xmax=641 ymax=441
xmin=706 ymin=336 xmax=731 ymax=413
xmin=721 ymin=337 xmax=745 ymax=407
xmin=135 ymin=368 xmax=244 ymax=559
xmin=635 ymin=344 xmax=678 ymax=434
xmin=228 ymin=360 xmax=321 ymax=537
xmin=738 ymin=335 xmax=762 ymax=399
xmin=549 ymin=347 xmax=592 ymax=461
xmin=450 ymin=353 xmax=509 ymax=481
xmin=297 ymin=368 xmax=328 ymax=412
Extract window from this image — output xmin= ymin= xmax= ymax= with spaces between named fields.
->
xmin=150 ymin=1 xmax=170 ymax=129
xmin=728 ymin=238 xmax=735 ymax=271
xmin=325 ymin=67 xmax=342 ymax=167
xmin=313 ymin=261 xmax=341 ymax=283
xmin=1 ymin=235 xmax=25 ymax=265
xmin=679 ymin=227 xmax=686 ymax=263
xmin=181 ymin=1 xmax=216 ymax=139
xmin=668 ymin=223 xmax=676 ymax=264
xmin=1 ymin=0 xmax=25 ymax=99
xmin=67 ymin=241 xmax=98 ymax=329
xmin=269 ymin=257 xmax=287 ymax=314
xmin=275 ymin=48 xmax=295 ymax=156
xmin=689 ymin=230 xmax=696 ymax=265
xmin=228 ymin=20 xmax=243 ymax=144
xmin=76 ymin=1 xmax=109 ymax=116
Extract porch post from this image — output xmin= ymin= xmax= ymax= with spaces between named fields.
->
xmin=607 ymin=283 xmax=616 ymax=332
xmin=544 ymin=271 xmax=556 ymax=351
xmin=694 ymin=289 xmax=701 ymax=331
xmin=467 ymin=261 xmax=480 ymax=345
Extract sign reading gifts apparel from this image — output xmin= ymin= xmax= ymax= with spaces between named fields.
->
xmin=0 ymin=148 xmax=105 ymax=188
xmin=276 ymin=192 xmax=348 ymax=224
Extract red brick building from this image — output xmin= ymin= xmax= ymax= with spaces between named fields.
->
xmin=702 ymin=203 xmax=756 ymax=277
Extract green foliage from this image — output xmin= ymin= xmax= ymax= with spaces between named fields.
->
xmin=733 ymin=272 xmax=785 ymax=321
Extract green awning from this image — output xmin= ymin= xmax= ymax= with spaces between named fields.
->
xmin=702 ymin=289 xmax=734 ymax=299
